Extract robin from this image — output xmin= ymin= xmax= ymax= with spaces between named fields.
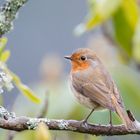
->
xmin=65 ymin=48 xmax=135 ymax=129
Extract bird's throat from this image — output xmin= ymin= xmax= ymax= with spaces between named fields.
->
xmin=71 ymin=61 xmax=90 ymax=72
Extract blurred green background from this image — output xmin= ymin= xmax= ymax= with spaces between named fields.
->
xmin=1 ymin=0 xmax=140 ymax=139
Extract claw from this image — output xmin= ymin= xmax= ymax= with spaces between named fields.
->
xmin=80 ymin=120 xmax=88 ymax=127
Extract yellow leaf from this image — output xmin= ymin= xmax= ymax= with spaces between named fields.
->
xmin=4 ymin=68 xmax=41 ymax=104
xmin=0 ymin=37 xmax=8 ymax=55
xmin=0 ymin=50 xmax=10 ymax=62
xmin=10 ymin=72 xmax=21 ymax=84
xmin=121 ymin=0 xmax=138 ymax=29
xmin=35 ymin=122 xmax=51 ymax=140
xmin=1 ymin=67 xmax=41 ymax=104
xmin=0 ymin=37 xmax=7 ymax=44
xmin=74 ymin=0 xmax=122 ymax=35
xmin=18 ymin=84 xmax=41 ymax=104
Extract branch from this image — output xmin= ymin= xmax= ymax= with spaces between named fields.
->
xmin=0 ymin=0 xmax=28 ymax=36
xmin=101 ymin=23 xmax=117 ymax=47
xmin=0 ymin=106 xmax=140 ymax=136
xmin=6 ymin=92 xmax=48 ymax=140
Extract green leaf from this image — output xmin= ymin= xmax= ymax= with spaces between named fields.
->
xmin=112 ymin=0 xmax=139 ymax=57
xmin=133 ymin=18 xmax=140 ymax=62
xmin=18 ymin=84 xmax=41 ymax=104
xmin=0 ymin=50 xmax=10 ymax=62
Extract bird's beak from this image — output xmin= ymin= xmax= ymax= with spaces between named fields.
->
xmin=64 ymin=55 xmax=72 ymax=60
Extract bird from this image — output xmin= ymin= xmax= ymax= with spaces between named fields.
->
xmin=64 ymin=48 xmax=136 ymax=129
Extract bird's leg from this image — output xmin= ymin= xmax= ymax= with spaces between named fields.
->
xmin=106 ymin=110 xmax=113 ymax=134
xmin=82 ymin=109 xmax=94 ymax=124
xmin=109 ymin=110 xmax=113 ymax=127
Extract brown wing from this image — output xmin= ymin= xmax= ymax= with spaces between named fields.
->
xmin=72 ymin=63 xmax=124 ymax=111
xmin=81 ymin=80 xmax=115 ymax=111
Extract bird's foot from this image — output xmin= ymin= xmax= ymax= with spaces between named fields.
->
xmin=107 ymin=122 xmax=113 ymax=134
xmin=98 ymin=123 xmax=101 ymax=126
xmin=80 ymin=120 xmax=88 ymax=127
xmin=109 ymin=121 xmax=113 ymax=127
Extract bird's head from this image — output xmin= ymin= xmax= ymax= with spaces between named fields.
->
xmin=64 ymin=48 xmax=99 ymax=72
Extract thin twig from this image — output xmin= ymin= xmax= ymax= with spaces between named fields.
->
xmin=101 ymin=23 xmax=117 ymax=46
xmin=37 ymin=92 xmax=49 ymax=118
xmin=6 ymin=131 xmax=16 ymax=140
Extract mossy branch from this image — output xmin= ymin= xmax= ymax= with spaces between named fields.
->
xmin=0 ymin=106 xmax=140 ymax=136
xmin=0 ymin=0 xmax=28 ymax=36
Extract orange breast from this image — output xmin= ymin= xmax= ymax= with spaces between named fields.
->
xmin=71 ymin=61 xmax=90 ymax=72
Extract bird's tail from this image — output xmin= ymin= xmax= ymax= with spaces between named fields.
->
xmin=114 ymin=99 xmax=136 ymax=129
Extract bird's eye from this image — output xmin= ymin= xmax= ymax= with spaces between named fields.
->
xmin=80 ymin=56 xmax=86 ymax=61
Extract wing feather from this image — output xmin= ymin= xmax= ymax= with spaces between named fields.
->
xmin=82 ymin=81 xmax=115 ymax=111
xmin=72 ymin=63 xmax=124 ymax=111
